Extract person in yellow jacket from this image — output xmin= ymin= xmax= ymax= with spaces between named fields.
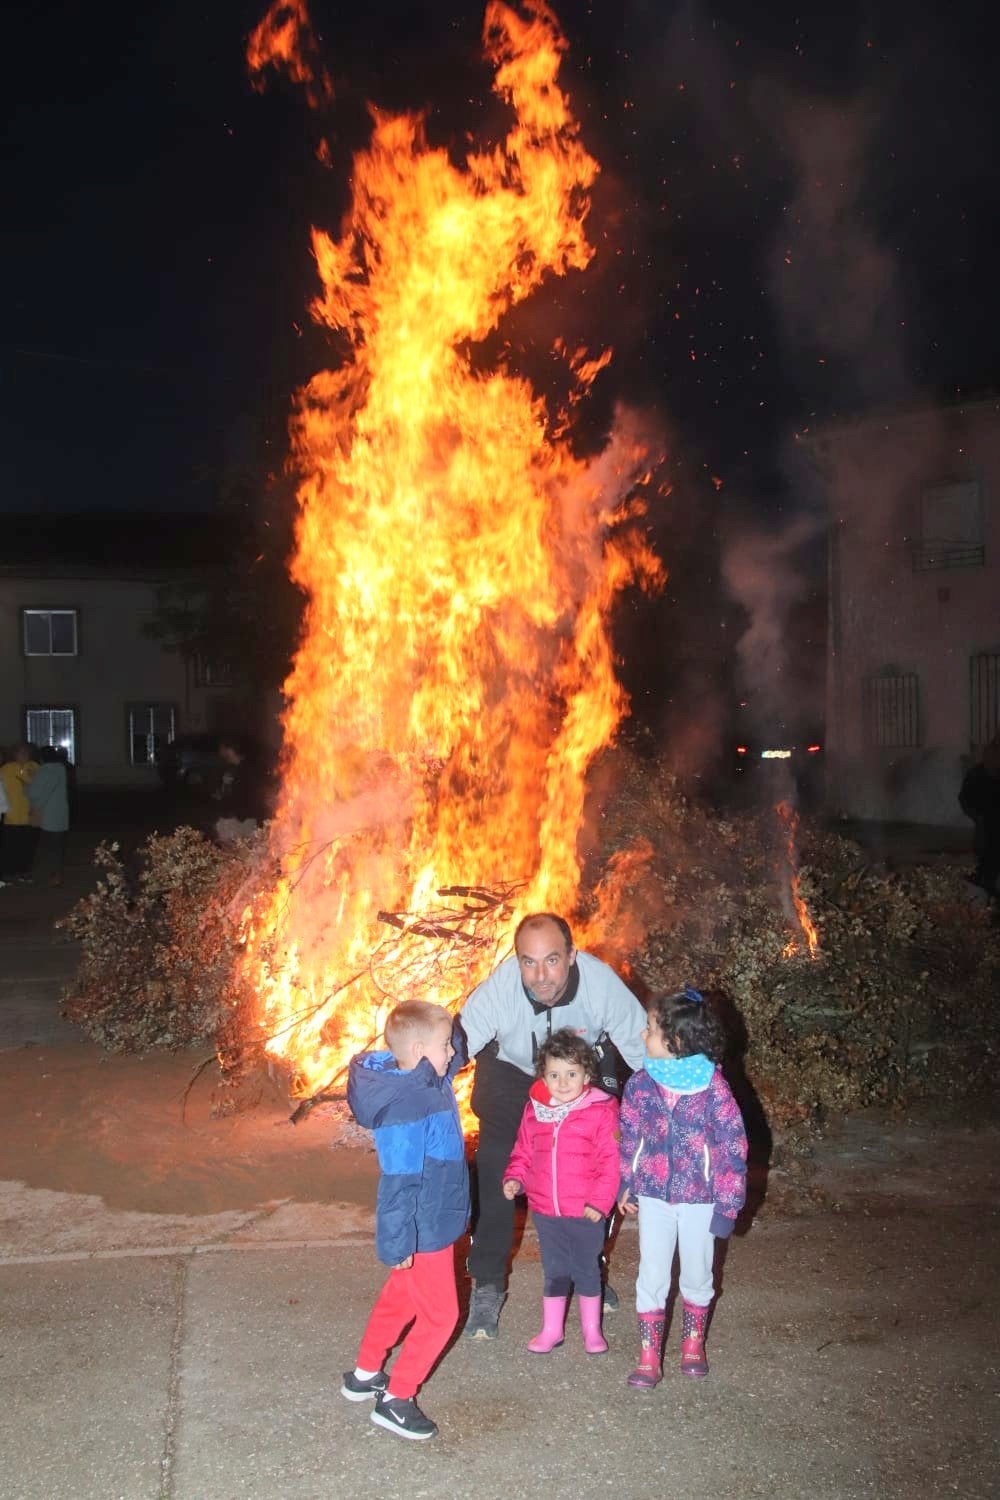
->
xmin=0 ymin=743 xmax=40 ymax=883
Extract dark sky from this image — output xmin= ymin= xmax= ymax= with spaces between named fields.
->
xmin=3 ymin=0 xmax=998 ymax=518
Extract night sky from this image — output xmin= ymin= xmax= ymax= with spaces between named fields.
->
xmin=4 ymin=0 xmax=998 ymax=523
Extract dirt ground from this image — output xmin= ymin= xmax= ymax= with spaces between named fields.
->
xmin=1 ymin=1035 xmax=996 ymax=1251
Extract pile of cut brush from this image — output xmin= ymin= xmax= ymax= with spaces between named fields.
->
xmin=594 ymin=753 xmax=999 ymax=1126
xmin=59 ymin=752 xmax=999 ymax=1129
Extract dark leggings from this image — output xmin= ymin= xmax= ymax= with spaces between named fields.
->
xmin=532 ymin=1211 xmax=606 ymax=1297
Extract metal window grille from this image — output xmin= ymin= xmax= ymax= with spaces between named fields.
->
xmin=128 ymin=704 xmax=176 ymax=766
xmin=863 ymin=672 xmax=921 ymax=748
xmin=970 ymin=653 xmax=1000 ymax=749
xmin=910 ymin=480 xmax=984 ymax=571
xmin=23 ymin=609 xmax=78 ymax=656
xmin=25 ymin=708 xmax=77 ymax=763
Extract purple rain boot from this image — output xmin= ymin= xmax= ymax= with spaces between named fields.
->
xmin=627 ymin=1309 xmax=665 ymax=1390
xmin=527 ymin=1296 xmax=567 ymax=1353
xmin=680 ymin=1299 xmax=709 ymax=1378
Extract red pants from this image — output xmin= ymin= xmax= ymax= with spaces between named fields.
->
xmin=357 ymin=1244 xmax=459 ymax=1400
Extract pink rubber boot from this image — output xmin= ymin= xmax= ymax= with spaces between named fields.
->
xmin=627 ymin=1309 xmax=665 ymax=1389
xmin=578 ymin=1295 xmax=608 ymax=1355
xmin=680 ymin=1299 xmax=709 ymax=1378
xmin=527 ymin=1296 xmax=567 ymax=1353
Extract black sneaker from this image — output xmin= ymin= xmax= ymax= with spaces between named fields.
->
xmin=602 ymin=1281 xmax=620 ymax=1313
xmin=370 ymin=1392 xmax=438 ymax=1440
xmin=463 ymin=1281 xmax=505 ymax=1339
xmin=340 ymin=1369 xmax=388 ymax=1402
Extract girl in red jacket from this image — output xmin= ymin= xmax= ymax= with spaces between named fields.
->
xmin=502 ymin=1029 xmax=620 ymax=1355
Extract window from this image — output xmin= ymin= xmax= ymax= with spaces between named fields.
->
xmin=909 ymin=480 xmax=984 ymax=571
xmin=970 ymin=653 xmax=1000 ymax=749
xmin=194 ymin=654 xmax=234 ymax=688
xmin=128 ymin=703 xmax=176 ymax=766
xmin=863 ymin=670 xmax=921 ymax=748
xmin=25 ymin=707 xmax=77 ymax=763
xmin=22 ymin=608 xmax=78 ymax=656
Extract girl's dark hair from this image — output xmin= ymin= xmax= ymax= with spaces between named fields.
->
xmin=536 ymin=1027 xmax=598 ymax=1082
xmin=648 ymin=990 xmax=726 ymax=1062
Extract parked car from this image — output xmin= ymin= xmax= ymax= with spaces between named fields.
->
xmin=732 ymin=730 xmax=825 ymax=808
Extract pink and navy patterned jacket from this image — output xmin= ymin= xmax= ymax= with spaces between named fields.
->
xmin=618 ymin=1067 xmax=748 ymax=1235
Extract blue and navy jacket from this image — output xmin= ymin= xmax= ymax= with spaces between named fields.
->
xmin=347 ymin=1029 xmax=470 ymax=1268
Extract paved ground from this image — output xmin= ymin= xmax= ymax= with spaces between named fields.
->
xmin=0 ymin=804 xmax=996 ymax=1500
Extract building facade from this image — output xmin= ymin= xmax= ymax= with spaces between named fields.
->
xmin=0 ymin=566 xmax=245 ymax=785
xmin=806 ymin=396 xmax=1000 ymax=825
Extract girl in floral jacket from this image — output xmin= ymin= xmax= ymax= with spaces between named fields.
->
xmin=503 ymin=1029 xmax=620 ymax=1356
xmin=618 ymin=988 xmax=747 ymax=1389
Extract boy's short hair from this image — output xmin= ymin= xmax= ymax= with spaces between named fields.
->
xmin=535 ymin=1027 xmax=598 ymax=1081
xmin=385 ymin=1000 xmax=451 ymax=1062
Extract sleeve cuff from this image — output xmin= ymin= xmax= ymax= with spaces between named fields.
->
xmin=710 ymin=1211 xmax=735 ymax=1239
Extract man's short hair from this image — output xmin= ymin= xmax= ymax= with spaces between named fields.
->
xmin=385 ymin=1000 xmax=451 ymax=1060
xmin=513 ymin=912 xmax=574 ymax=953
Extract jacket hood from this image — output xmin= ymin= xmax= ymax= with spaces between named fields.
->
xmin=347 ymin=1050 xmax=449 ymax=1131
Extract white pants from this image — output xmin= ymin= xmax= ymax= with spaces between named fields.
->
xmin=635 ymin=1198 xmax=714 ymax=1311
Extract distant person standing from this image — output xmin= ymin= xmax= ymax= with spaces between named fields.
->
xmin=214 ymin=737 xmax=271 ymax=844
xmin=959 ymin=734 xmax=1000 ymax=897
xmin=27 ymin=746 xmax=70 ymax=886
xmin=0 ymin=743 xmax=40 ymax=883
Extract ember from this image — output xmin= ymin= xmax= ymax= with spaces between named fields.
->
xmin=241 ymin=1 xmax=664 ymax=1099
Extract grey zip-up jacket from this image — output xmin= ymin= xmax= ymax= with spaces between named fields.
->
xmin=459 ymin=952 xmax=647 ymax=1076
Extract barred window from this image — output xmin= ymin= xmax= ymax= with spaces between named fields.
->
xmin=127 ymin=703 xmax=176 ymax=766
xmin=863 ymin=670 xmax=921 ymax=748
xmin=25 ymin=707 xmax=77 ymax=763
xmin=970 ymin=653 xmax=1000 ymax=749
xmin=909 ymin=480 xmax=984 ymax=571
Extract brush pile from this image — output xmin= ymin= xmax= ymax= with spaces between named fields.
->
xmin=60 ymin=752 xmax=999 ymax=1128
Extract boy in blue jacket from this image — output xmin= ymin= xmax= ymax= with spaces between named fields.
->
xmin=342 ymin=1000 xmax=469 ymax=1441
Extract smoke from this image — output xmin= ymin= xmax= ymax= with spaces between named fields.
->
xmin=720 ymin=510 xmax=825 ymax=733
xmin=758 ymin=88 xmax=907 ymax=407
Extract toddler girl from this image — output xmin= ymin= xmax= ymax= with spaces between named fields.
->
xmin=618 ymin=987 xmax=747 ymax=1388
xmin=503 ymin=1028 xmax=620 ymax=1355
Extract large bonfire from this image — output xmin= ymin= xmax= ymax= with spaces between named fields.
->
xmin=241 ymin=0 xmax=664 ymax=1099
xmin=60 ymin=3 xmax=999 ymax=1129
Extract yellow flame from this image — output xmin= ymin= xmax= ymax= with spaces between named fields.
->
xmin=243 ymin=2 xmax=665 ymax=1099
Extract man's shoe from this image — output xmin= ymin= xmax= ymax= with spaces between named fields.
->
xmin=370 ymin=1393 xmax=438 ymax=1440
xmin=602 ymin=1281 xmax=619 ymax=1312
xmin=464 ymin=1281 xmax=505 ymax=1339
xmin=340 ymin=1369 xmax=387 ymax=1402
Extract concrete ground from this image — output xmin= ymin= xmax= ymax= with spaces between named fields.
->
xmin=0 ymin=806 xmax=997 ymax=1500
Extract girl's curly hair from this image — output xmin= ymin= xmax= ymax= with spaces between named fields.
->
xmin=648 ymin=989 xmax=726 ymax=1062
xmin=535 ymin=1027 xmax=598 ymax=1082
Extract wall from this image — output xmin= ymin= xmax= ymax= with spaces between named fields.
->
xmin=811 ymin=397 xmax=1000 ymax=825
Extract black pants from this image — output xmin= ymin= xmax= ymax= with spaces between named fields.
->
xmin=532 ymin=1212 xmax=605 ymax=1297
xmin=1 ymin=824 xmax=38 ymax=879
xmin=467 ymin=1051 xmax=532 ymax=1287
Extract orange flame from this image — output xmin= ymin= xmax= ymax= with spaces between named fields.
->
xmin=775 ymin=801 xmax=820 ymax=960
xmin=247 ymin=0 xmax=333 ymax=107
xmin=243 ymin=2 xmax=665 ymax=1099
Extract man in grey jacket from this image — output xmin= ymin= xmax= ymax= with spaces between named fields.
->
xmin=459 ymin=911 xmax=647 ymax=1338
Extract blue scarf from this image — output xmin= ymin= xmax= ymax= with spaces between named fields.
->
xmin=645 ymin=1053 xmax=715 ymax=1093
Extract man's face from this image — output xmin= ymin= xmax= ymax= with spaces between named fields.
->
xmin=516 ymin=921 xmax=576 ymax=1006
